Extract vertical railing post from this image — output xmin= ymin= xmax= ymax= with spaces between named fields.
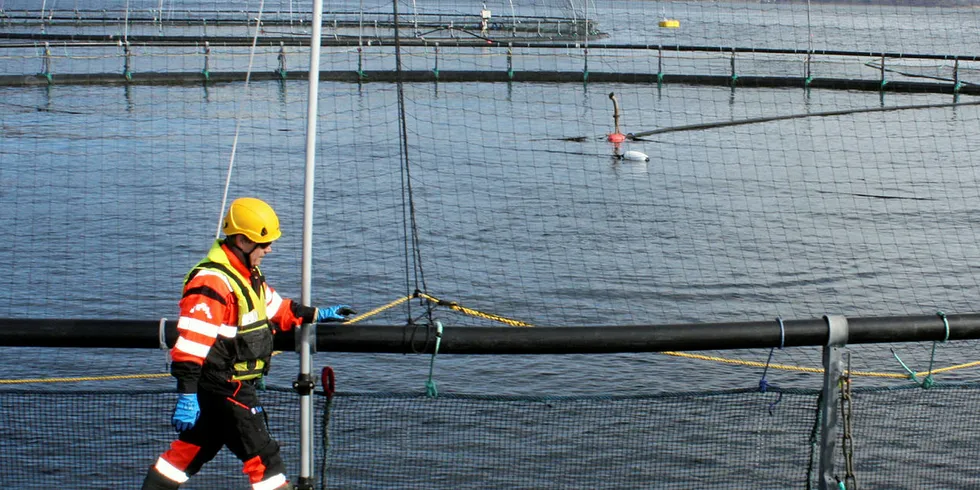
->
xmin=730 ymin=48 xmax=738 ymax=88
xmin=804 ymin=53 xmax=813 ymax=89
xmin=202 ymin=41 xmax=211 ymax=81
xmin=879 ymin=54 xmax=887 ymax=90
xmin=583 ymin=0 xmax=589 ymax=84
xmin=818 ymin=315 xmax=848 ymax=490
xmin=123 ymin=41 xmax=133 ymax=81
xmin=507 ymin=42 xmax=514 ymax=80
xmin=39 ymin=41 xmax=53 ymax=83
xmin=433 ymin=42 xmax=440 ymax=80
xmin=953 ymin=58 xmax=962 ymax=96
xmin=357 ymin=46 xmax=366 ymax=80
xmin=277 ymin=41 xmax=288 ymax=79
xmin=583 ymin=46 xmax=589 ymax=83
xmin=657 ymin=45 xmax=664 ymax=86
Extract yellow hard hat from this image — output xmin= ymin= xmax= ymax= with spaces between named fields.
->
xmin=222 ymin=197 xmax=282 ymax=243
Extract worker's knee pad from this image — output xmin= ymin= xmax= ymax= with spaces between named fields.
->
xmin=242 ymin=439 xmax=285 ymax=483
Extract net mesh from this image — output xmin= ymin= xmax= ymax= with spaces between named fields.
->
xmin=2 ymin=382 xmax=980 ymax=489
xmin=3 ymin=0 xmax=980 ymax=487
xmin=3 ymin=3 xmax=980 ymax=327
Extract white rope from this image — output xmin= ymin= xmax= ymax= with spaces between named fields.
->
xmin=215 ymin=0 xmax=266 ymax=239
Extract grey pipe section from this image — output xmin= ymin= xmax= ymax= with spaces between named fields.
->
xmin=818 ymin=315 xmax=848 ymax=490
xmin=0 ymin=313 xmax=975 ymax=353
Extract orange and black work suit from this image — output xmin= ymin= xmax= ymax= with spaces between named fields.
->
xmin=142 ymin=239 xmax=315 ymax=490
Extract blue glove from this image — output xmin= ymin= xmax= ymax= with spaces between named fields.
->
xmin=171 ymin=393 xmax=200 ymax=433
xmin=316 ymin=304 xmax=357 ymax=322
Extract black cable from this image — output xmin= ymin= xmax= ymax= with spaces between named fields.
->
xmin=392 ymin=0 xmax=431 ymax=328
xmin=630 ymin=100 xmax=980 ymax=138
xmin=393 ymin=0 xmax=414 ymax=324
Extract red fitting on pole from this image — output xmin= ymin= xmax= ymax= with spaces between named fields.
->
xmin=321 ymin=366 xmax=336 ymax=400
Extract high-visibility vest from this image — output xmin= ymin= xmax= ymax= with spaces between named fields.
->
xmin=185 ymin=240 xmax=273 ymax=381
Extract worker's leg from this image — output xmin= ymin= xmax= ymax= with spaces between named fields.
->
xmin=224 ymin=385 xmax=289 ymax=490
xmin=141 ymin=396 xmax=224 ymax=489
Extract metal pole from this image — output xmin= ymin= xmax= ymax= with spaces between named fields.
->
xmin=297 ymin=0 xmax=324 ymax=488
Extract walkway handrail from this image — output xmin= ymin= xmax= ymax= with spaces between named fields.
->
xmin=0 ymin=313 xmax=975 ymax=353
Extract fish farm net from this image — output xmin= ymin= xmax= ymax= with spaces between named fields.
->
xmin=4 ymin=0 xmax=980 ymax=488
xmin=3 ymin=383 xmax=980 ymax=489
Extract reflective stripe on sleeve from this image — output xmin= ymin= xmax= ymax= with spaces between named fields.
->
xmin=266 ymin=290 xmax=284 ymax=317
xmin=177 ymin=317 xmax=220 ymax=338
xmin=174 ymin=336 xmax=211 ymax=359
xmin=252 ymin=473 xmax=287 ymax=490
xmin=154 ymin=457 xmax=190 ymax=483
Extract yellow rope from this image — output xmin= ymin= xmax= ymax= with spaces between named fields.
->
xmin=343 ymin=295 xmax=412 ymax=324
xmin=337 ymin=290 xmax=532 ymax=327
xmin=916 ymin=360 xmax=980 ymax=377
xmin=416 ymin=292 xmax=533 ymax=327
xmin=0 ymin=373 xmax=170 ymax=384
xmin=662 ymin=351 xmax=912 ymax=379
xmin=2 ymin=351 xmax=968 ymax=384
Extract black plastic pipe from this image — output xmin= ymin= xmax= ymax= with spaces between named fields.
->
xmin=2 ymin=72 xmax=977 ymax=97
xmin=0 ymin=314 xmax=976 ymax=354
xmin=5 ymin=33 xmax=980 ymax=62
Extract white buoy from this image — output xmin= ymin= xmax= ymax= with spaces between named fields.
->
xmin=620 ymin=150 xmax=650 ymax=162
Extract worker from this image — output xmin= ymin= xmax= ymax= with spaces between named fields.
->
xmin=141 ymin=197 xmax=356 ymax=490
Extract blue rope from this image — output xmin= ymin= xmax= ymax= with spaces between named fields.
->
xmin=923 ymin=311 xmax=951 ymax=388
xmin=759 ymin=317 xmax=785 ymax=414
xmin=890 ymin=311 xmax=949 ymax=389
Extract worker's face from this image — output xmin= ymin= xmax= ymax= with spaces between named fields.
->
xmin=248 ymin=238 xmax=272 ymax=267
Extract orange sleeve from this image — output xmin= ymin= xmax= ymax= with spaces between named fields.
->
xmin=170 ymin=272 xmax=237 ymax=393
xmin=265 ymin=283 xmax=306 ymax=332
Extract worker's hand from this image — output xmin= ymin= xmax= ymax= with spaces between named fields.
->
xmin=171 ymin=393 xmax=201 ymax=433
xmin=316 ymin=305 xmax=357 ymax=322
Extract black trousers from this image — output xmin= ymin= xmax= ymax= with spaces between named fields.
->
xmin=142 ymin=382 xmax=286 ymax=489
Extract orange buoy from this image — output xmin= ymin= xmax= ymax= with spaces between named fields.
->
xmin=608 ymin=133 xmax=626 ymax=143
